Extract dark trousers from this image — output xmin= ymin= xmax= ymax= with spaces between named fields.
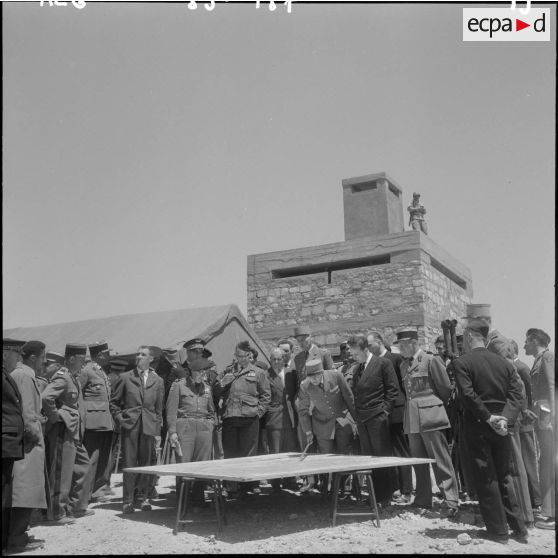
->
xmin=121 ymin=422 xmax=154 ymax=505
xmin=358 ymin=414 xmax=395 ymax=503
xmin=519 ymin=430 xmax=541 ymax=508
xmin=83 ymin=430 xmax=113 ymax=498
xmin=69 ymin=439 xmax=94 ymax=513
xmin=7 ymin=507 xmax=32 ymax=548
xmin=222 ymin=416 xmax=259 ymax=459
xmin=389 ymin=421 xmax=413 ymax=494
xmin=464 ymin=419 xmax=525 ymax=536
xmin=2 ymin=459 xmax=15 ymax=550
xmin=537 ymin=427 xmax=555 ymax=518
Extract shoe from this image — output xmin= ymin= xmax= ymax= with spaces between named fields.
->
xmin=477 ymin=531 xmax=509 ymax=544
xmin=69 ymin=509 xmax=95 ymax=518
xmin=392 ymin=493 xmax=412 ymax=504
xmin=5 ymin=541 xmax=45 ymax=554
xmin=510 ymin=530 xmax=529 ymax=543
xmin=122 ymin=504 xmax=135 ymax=514
xmin=299 ymin=482 xmax=315 ymax=494
xmin=140 ymin=501 xmax=152 ymax=512
xmin=535 ymin=518 xmax=555 ymax=530
xmin=443 ymin=507 xmax=459 ymax=519
xmin=251 ymin=487 xmax=262 ymax=495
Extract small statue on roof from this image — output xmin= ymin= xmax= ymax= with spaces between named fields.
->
xmin=407 ymin=192 xmax=428 ymax=235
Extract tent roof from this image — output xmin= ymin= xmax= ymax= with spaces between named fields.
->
xmin=2 ymin=304 xmax=269 ymax=362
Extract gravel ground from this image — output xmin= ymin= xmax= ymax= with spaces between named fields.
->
xmin=19 ymin=474 xmax=555 ymax=555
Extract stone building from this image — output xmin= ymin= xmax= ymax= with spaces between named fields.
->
xmin=247 ymin=172 xmax=472 ymax=355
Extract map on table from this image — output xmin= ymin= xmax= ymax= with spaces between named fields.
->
xmin=124 ymin=453 xmax=434 ymax=482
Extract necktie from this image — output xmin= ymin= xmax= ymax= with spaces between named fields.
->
xmin=142 ymin=370 xmax=148 ymax=386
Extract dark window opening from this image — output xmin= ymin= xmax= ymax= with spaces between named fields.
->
xmin=430 ymin=258 xmax=467 ymax=290
xmin=351 ymin=180 xmax=377 ymax=193
xmin=272 ymin=255 xmax=390 ymax=280
xmin=388 ymin=183 xmax=400 ymax=197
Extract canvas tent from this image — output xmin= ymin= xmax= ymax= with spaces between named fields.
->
xmin=3 ymin=304 xmax=270 ymax=371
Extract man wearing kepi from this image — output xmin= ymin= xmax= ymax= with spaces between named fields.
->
xmin=396 ymin=329 xmax=459 ymax=517
xmin=452 ymin=321 xmax=526 ymax=543
xmin=42 ymin=343 xmax=94 ymax=520
xmin=297 ymin=359 xmax=356 ymax=456
xmin=8 ymin=341 xmax=47 ymax=553
xmin=79 ymin=342 xmax=115 ymax=502
xmin=110 ymin=345 xmax=164 ymax=514
xmin=523 ymin=328 xmax=555 ymax=530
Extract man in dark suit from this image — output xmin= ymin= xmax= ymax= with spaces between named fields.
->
xmin=2 ymin=339 xmax=29 ymax=552
xmin=453 ymin=324 xmax=526 ymax=543
xmin=278 ymin=339 xmax=299 ymax=442
xmin=523 ymin=328 xmax=554 ymax=530
xmin=348 ymin=334 xmax=400 ymax=505
xmin=367 ymin=331 xmax=413 ymax=503
xmin=110 ymin=345 xmax=164 ymax=514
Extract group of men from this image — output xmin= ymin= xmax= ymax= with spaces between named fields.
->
xmin=2 ymin=307 xmax=555 ymax=552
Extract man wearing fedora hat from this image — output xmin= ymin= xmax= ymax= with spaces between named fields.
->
xmin=396 ymin=329 xmax=459 ymax=517
xmin=79 ymin=342 xmax=115 ymax=502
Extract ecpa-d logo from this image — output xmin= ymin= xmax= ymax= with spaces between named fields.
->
xmin=463 ymin=8 xmax=550 ymax=41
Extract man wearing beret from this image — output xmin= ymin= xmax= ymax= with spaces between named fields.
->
xmin=41 ymin=344 xmax=94 ymax=521
xmin=2 ymin=339 xmax=28 ymax=552
xmin=110 ymin=345 xmax=164 ymax=514
xmin=8 ymin=341 xmax=47 ymax=553
xmin=396 ymin=329 xmax=459 ymax=517
xmin=524 ymin=328 xmax=555 ymax=530
xmin=214 ymin=341 xmax=271 ymax=496
xmin=452 ymin=324 xmax=526 ymax=543
xmin=79 ymin=342 xmax=115 ymax=502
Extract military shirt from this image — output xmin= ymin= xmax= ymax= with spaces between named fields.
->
xmin=79 ymin=361 xmax=113 ymax=431
xmin=166 ymin=377 xmax=215 ymax=433
xmin=41 ymin=367 xmax=83 ymax=439
xmin=219 ymin=364 xmax=271 ymax=420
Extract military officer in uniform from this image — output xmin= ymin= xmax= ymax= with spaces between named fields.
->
xmin=524 ymin=328 xmax=555 ymax=530
xmin=396 ymin=329 xmax=459 ymax=516
xmin=215 ymin=341 xmax=270 ymax=496
xmin=80 ymin=342 xmax=115 ymax=502
xmin=41 ymin=343 xmax=94 ymax=521
xmin=167 ymin=358 xmax=216 ymax=507
xmin=453 ymin=323 xmax=526 ymax=543
xmin=298 ymin=359 xmax=356 ymax=455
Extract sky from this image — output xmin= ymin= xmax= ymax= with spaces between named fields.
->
xmin=2 ymin=1 xmax=555 ymax=361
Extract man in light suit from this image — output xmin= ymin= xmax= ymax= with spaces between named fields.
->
xmin=110 ymin=345 xmax=164 ymax=514
xmin=396 ymin=329 xmax=459 ymax=517
xmin=348 ymin=334 xmax=400 ymax=505
xmin=297 ymin=359 xmax=356 ymax=455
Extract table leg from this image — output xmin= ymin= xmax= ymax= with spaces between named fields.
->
xmin=331 ymin=473 xmax=341 ymax=527
xmin=213 ymin=480 xmax=226 ymax=532
xmin=173 ymin=478 xmax=190 ymax=535
xmin=366 ymin=472 xmax=380 ymax=528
